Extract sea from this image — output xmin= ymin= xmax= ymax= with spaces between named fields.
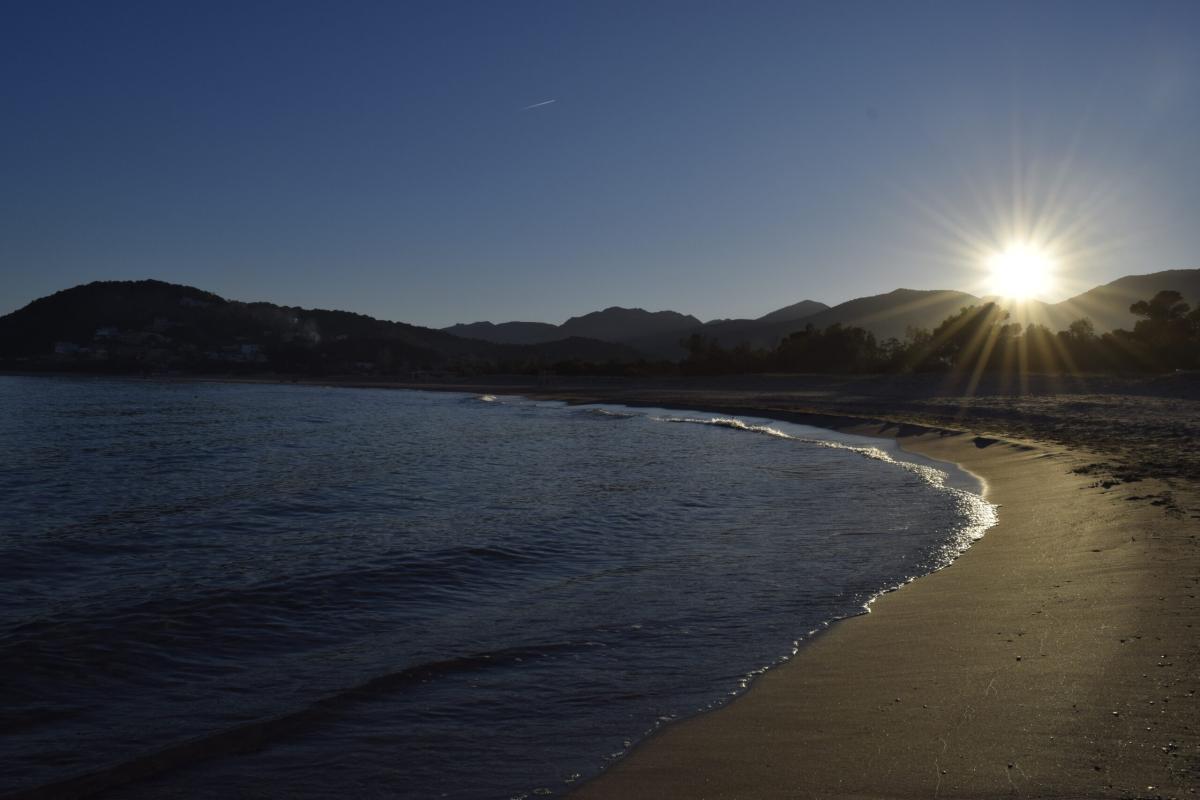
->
xmin=0 ymin=376 xmax=995 ymax=799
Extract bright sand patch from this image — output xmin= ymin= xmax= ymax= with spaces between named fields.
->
xmin=570 ymin=428 xmax=1198 ymax=798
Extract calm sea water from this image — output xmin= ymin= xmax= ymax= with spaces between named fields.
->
xmin=0 ymin=376 xmax=994 ymax=799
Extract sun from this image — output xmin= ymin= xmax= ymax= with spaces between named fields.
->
xmin=985 ymin=243 xmax=1056 ymax=301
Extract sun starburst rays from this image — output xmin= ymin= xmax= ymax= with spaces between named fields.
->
xmin=900 ymin=146 xmax=1131 ymax=311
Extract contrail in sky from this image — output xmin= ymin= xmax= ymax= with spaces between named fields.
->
xmin=521 ymin=99 xmax=557 ymax=110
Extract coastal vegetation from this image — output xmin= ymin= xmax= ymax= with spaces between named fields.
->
xmin=681 ymin=289 xmax=1200 ymax=375
xmin=0 ymin=280 xmax=639 ymax=376
xmin=1 ymin=279 xmax=1197 ymax=378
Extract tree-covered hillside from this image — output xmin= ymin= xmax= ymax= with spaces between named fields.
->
xmin=0 ymin=280 xmax=641 ymax=374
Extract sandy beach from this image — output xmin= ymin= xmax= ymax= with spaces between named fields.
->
xmin=8 ymin=3 xmax=1200 ymax=794
xmin=265 ymin=374 xmax=1200 ymax=798
xmin=569 ymin=424 xmax=1199 ymax=798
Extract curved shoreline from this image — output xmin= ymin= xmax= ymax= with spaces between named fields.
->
xmin=11 ymin=376 xmax=1196 ymax=798
xmin=357 ymin=383 xmax=1197 ymax=797
xmin=565 ymin=417 xmax=1196 ymax=799
xmin=460 ymin=387 xmax=1195 ymax=798
xmin=0 ymin=381 xmax=994 ymax=800
xmin=203 ymin=377 xmax=1200 ymax=797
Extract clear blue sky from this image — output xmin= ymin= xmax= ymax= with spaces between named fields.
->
xmin=3 ymin=0 xmax=1198 ymax=326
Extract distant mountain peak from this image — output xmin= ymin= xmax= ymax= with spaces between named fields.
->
xmin=7 ymin=269 xmax=1197 ymax=368
xmin=441 ymin=320 xmax=561 ymax=345
xmin=559 ymin=307 xmax=702 ymax=343
xmin=755 ymin=299 xmax=829 ymax=324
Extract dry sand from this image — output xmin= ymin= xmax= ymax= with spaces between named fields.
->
xmin=569 ymin=426 xmax=1199 ymax=799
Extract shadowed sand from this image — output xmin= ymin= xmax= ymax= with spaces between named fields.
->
xmin=569 ymin=427 xmax=1198 ymax=799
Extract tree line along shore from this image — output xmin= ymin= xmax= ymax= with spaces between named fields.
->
xmin=2 ymin=279 xmax=1197 ymax=378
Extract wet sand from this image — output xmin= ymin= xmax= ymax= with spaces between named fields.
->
xmin=569 ymin=425 xmax=1199 ymax=799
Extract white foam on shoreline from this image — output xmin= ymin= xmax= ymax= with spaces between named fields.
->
xmin=648 ymin=414 xmax=997 ymax=576
xmin=625 ymin=412 xmax=1000 ymax=709
xmin=463 ymin=394 xmax=997 ymax=580
xmin=453 ymin=392 xmax=1000 ymax=719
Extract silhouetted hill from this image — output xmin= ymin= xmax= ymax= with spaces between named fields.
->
xmin=442 ymin=320 xmax=561 ymax=345
xmin=644 ymin=298 xmax=829 ymax=356
xmin=797 ymin=289 xmax=980 ymax=341
xmin=559 ymin=307 xmax=702 ymax=342
xmin=631 ymin=316 xmax=829 ymax=359
xmin=1051 ymin=269 xmax=1200 ymax=332
xmin=442 ymin=270 xmax=1200 ymax=361
xmin=980 ymin=269 xmax=1200 ymax=333
xmin=611 ymin=300 xmax=827 ymax=358
xmin=7 ymin=270 xmax=1195 ymax=374
xmin=451 ymin=306 xmax=705 ymax=358
xmin=754 ymin=299 xmax=829 ymax=324
xmin=0 ymin=280 xmax=641 ymax=373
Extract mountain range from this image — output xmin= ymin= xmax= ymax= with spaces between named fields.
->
xmin=0 ymin=269 xmax=1196 ymax=372
xmin=0 ymin=280 xmax=640 ymax=372
xmin=443 ymin=269 xmax=1200 ymax=358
